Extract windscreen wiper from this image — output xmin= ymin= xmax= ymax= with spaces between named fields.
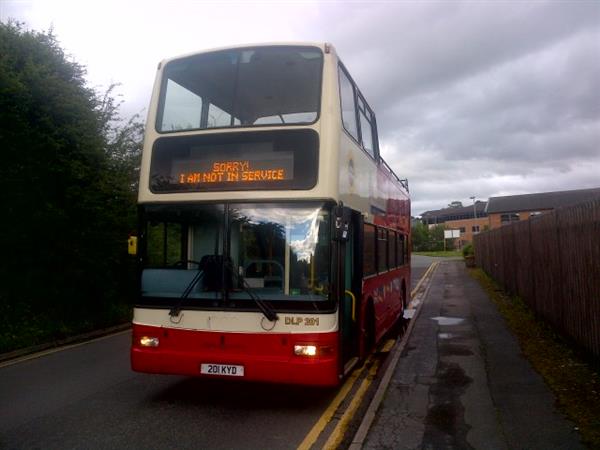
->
xmin=169 ymin=260 xmax=204 ymax=319
xmin=226 ymin=260 xmax=278 ymax=323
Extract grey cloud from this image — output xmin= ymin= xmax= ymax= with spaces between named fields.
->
xmin=329 ymin=2 xmax=600 ymax=215
xmin=9 ymin=0 xmax=597 ymax=217
xmin=331 ymin=2 xmax=598 ymax=108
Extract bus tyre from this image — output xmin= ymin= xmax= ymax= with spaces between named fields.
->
xmin=392 ymin=284 xmax=408 ymax=337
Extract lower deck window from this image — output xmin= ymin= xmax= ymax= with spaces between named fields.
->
xmin=140 ymin=202 xmax=331 ymax=309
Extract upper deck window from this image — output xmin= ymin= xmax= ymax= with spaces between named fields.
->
xmin=157 ymin=46 xmax=323 ymax=132
xmin=359 ymin=103 xmax=375 ymax=158
xmin=338 ymin=65 xmax=378 ymax=160
xmin=338 ymin=68 xmax=359 ymax=140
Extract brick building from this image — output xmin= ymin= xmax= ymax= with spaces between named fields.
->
xmin=421 ymin=201 xmax=487 ymax=226
xmin=486 ymin=187 xmax=600 ymax=229
xmin=444 ymin=217 xmax=489 ymax=248
xmin=419 ymin=187 xmax=600 ymax=247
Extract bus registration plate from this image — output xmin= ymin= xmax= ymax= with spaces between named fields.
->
xmin=200 ymin=363 xmax=244 ymax=377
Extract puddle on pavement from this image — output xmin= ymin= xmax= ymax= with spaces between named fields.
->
xmin=423 ymin=362 xmax=473 ymax=448
xmin=439 ymin=344 xmax=474 ymax=357
xmin=438 ymin=333 xmax=453 ymax=339
xmin=431 ymin=316 xmax=465 ymax=326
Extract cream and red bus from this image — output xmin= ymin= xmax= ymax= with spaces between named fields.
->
xmin=131 ymin=43 xmax=410 ymax=386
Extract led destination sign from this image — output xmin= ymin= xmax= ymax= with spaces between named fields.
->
xmin=177 ymin=158 xmax=292 ymax=185
xmin=149 ymin=129 xmax=318 ymax=193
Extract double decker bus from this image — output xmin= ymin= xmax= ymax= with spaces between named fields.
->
xmin=131 ymin=42 xmax=410 ymax=386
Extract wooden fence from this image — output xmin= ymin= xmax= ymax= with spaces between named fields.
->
xmin=474 ymin=198 xmax=600 ymax=359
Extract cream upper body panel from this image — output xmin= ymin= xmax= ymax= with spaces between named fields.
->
xmin=138 ymin=42 xmax=341 ymax=205
xmin=137 ymin=42 xmax=408 ymax=224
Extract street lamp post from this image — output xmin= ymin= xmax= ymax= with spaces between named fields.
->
xmin=470 ymin=196 xmax=477 ymax=219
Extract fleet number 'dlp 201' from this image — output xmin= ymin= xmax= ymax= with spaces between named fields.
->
xmin=285 ymin=317 xmax=320 ymax=326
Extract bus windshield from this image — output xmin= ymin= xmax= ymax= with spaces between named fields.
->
xmin=140 ymin=202 xmax=332 ymax=311
xmin=157 ymin=46 xmax=323 ymax=132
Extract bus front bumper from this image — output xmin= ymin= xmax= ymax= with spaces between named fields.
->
xmin=131 ymin=324 xmax=340 ymax=386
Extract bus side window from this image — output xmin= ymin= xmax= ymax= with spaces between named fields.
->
xmin=358 ymin=98 xmax=375 ymax=158
xmin=363 ymin=223 xmax=376 ymax=276
xmin=377 ymin=228 xmax=387 ymax=273
xmin=388 ymin=230 xmax=396 ymax=269
xmin=339 ymin=67 xmax=359 ymax=140
xmin=397 ymin=234 xmax=404 ymax=267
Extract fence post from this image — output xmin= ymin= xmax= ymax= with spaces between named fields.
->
xmin=528 ymin=218 xmax=537 ymax=316
xmin=554 ymin=210 xmax=565 ymax=333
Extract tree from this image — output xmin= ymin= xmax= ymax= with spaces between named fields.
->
xmin=429 ymin=225 xmax=445 ymax=251
xmin=411 ymin=222 xmax=430 ymax=251
xmin=0 ymin=22 xmax=142 ymax=351
xmin=411 ymin=222 xmax=445 ymax=252
xmin=448 ymin=201 xmax=463 ymax=208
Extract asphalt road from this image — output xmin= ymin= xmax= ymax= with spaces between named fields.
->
xmin=0 ymin=332 xmax=337 ymax=449
xmin=0 ymin=257 xmax=436 ymax=450
xmin=410 ymin=254 xmax=447 ymax=291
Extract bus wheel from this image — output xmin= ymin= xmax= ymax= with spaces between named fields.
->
xmin=393 ymin=282 xmax=408 ymax=336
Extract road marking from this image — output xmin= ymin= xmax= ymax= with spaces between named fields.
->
xmin=322 ymin=358 xmax=381 ymax=450
xmin=0 ymin=329 xmax=131 ymax=369
xmin=349 ymin=261 xmax=439 ymax=449
xmin=296 ymin=263 xmax=437 ymax=450
xmin=411 ymin=261 xmax=436 ymax=299
xmin=380 ymin=339 xmax=396 ymax=353
xmin=296 ymin=355 xmax=372 ymax=450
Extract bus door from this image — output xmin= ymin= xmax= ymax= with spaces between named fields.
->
xmin=335 ymin=206 xmax=361 ymax=375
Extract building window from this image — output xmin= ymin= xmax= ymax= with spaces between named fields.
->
xmin=472 ymin=225 xmax=480 ymax=233
xmin=459 ymin=227 xmax=466 ymax=233
xmin=500 ymin=213 xmax=520 ymax=224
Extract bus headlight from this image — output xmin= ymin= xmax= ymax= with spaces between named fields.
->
xmin=139 ymin=336 xmax=160 ymax=347
xmin=294 ymin=345 xmax=317 ymax=356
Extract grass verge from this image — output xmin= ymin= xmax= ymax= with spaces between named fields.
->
xmin=413 ymin=250 xmax=462 ymax=258
xmin=469 ymin=268 xmax=600 ymax=448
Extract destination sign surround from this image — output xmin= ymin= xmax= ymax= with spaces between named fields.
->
xmin=150 ymin=129 xmax=318 ymax=193
xmin=172 ymin=153 xmax=294 ymax=186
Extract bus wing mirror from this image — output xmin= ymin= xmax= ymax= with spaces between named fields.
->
xmin=128 ymin=236 xmax=138 ymax=255
xmin=333 ymin=205 xmax=351 ymax=242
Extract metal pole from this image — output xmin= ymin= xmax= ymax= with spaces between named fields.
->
xmin=470 ymin=196 xmax=477 ymax=219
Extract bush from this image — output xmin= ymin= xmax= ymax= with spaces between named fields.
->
xmin=0 ymin=22 xmax=142 ymax=352
xmin=462 ymin=243 xmax=474 ymax=258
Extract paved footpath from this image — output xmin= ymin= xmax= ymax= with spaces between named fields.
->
xmin=364 ymin=260 xmax=584 ymax=449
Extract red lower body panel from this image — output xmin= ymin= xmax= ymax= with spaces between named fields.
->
xmin=131 ymin=324 xmax=340 ymax=386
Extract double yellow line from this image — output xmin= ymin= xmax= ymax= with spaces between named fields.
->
xmin=297 ymin=263 xmax=436 ymax=450
xmin=297 ymin=348 xmax=388 ymax=450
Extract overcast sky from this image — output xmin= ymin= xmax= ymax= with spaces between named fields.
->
xmin=2 ymin=0 xmax=599 ymax=215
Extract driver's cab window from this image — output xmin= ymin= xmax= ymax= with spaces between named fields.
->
xmin=231 ymin=212 xmax=286 ymax=293
xmin=146 ymin=222 xmax=184 ymax=267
